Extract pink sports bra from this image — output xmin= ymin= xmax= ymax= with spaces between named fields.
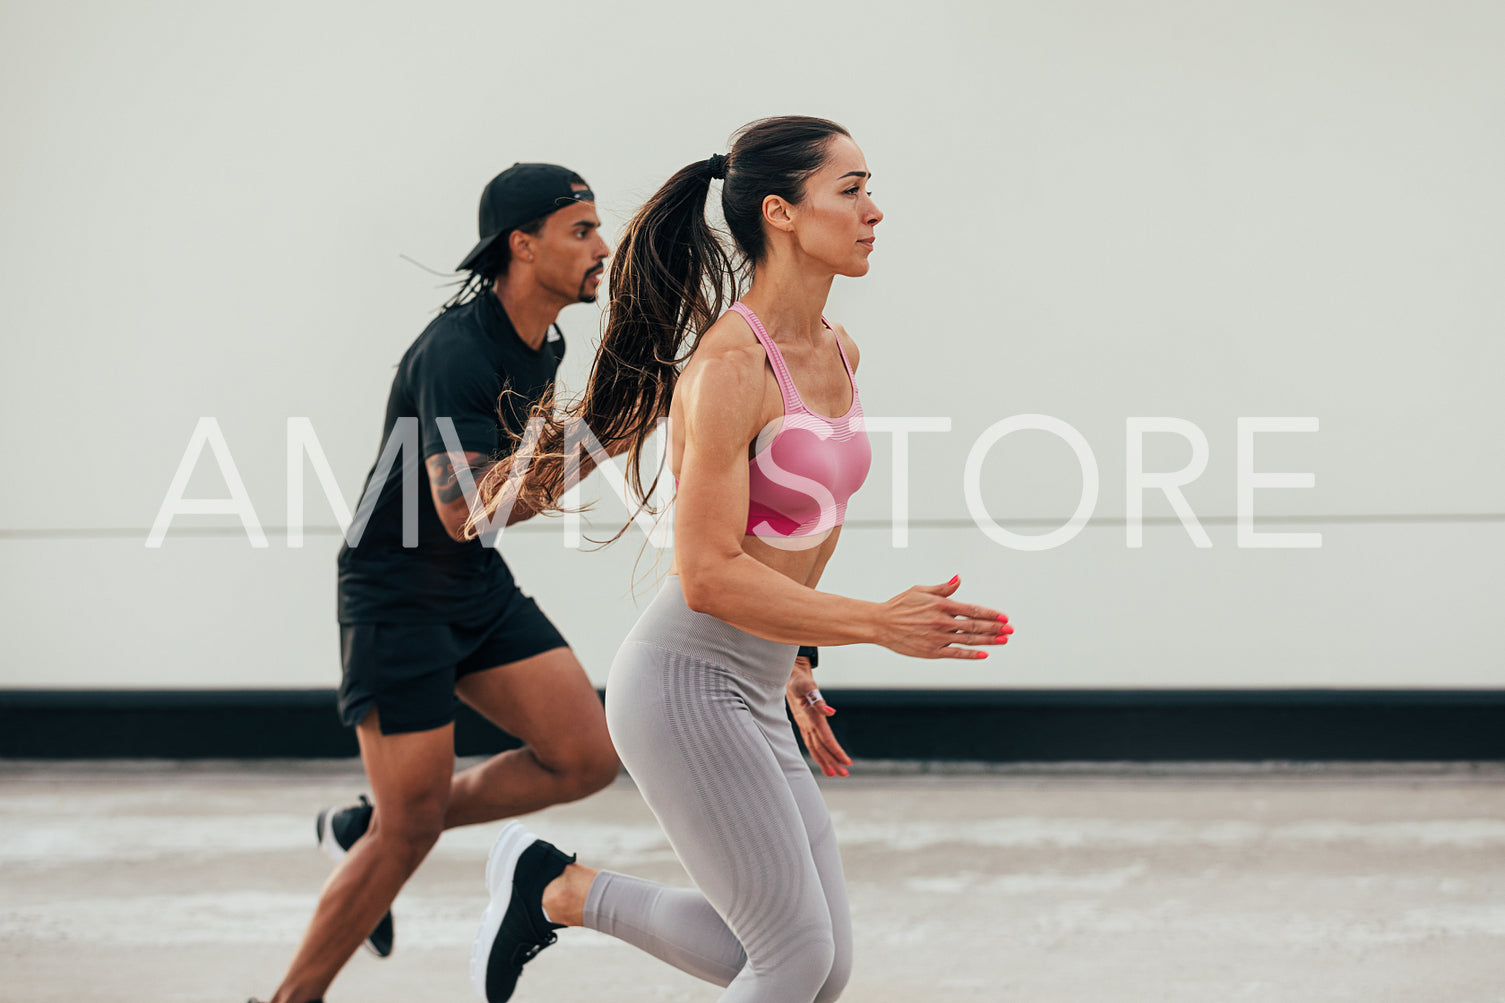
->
xmin=733 ymin=302 xmax=871 ymax=538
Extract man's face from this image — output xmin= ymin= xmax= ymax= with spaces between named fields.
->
xmin=529 ymin=184 xmax=611 ymax=303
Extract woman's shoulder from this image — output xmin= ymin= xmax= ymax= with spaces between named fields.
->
xmin=684 ymin=310 xmax=771 ymax=386
xmin=672 ymin=312 xmax=781 ymax=446
xmin=826 ymin=318 xmax=860 ymax=372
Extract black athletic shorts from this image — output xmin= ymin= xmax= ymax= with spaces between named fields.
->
xmin=338 ymin=587 xmax=569 ymax=735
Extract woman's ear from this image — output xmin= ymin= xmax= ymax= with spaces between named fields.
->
xmin=762 ymin=194 xmax=796 ymax=233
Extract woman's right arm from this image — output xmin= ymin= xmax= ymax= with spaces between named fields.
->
xmin=674 ymin=345 xmax=1010 ymax=659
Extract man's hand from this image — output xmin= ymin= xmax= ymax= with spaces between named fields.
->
xmin=786 ymin=656 xmax=852 ymax=778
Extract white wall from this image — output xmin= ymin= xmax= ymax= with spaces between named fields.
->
xmin=2 ymin=0 xmax=1501 ymax=690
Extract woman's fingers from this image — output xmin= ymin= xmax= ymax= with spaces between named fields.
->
xmin=810 ymin=738 xmax=849 ymax=777
xmin=945 ymin=618 xmax=1013 ymax=644
xmin=941 ymin=599 xmax=1009 ymax=623
xmin=816 ymin=722 xmax=852 ymax=768
xmin=801 ymin=703 xmax=852 ymax=777
xmin=818 ymin=747 xmax=851 ymax=777
xmin=806 ymin=729 xmax=843 ymax=775
xmin=911 ymin=575 xmax=962 ymax=597
xmin=883 ymin=582 xmax=1014 ymax=660
xmin=937 ymin=644 xmax=993 ymax=659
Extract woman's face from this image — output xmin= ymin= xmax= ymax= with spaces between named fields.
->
xmin=784 ymin=134 xmax=884 ymax=277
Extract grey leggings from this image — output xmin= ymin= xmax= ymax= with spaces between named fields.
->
xmin=583 ymin=575 xmax=852 ymax=1002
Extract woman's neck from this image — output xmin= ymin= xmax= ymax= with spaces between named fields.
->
xmin=741 ymin=258 xmax=835 ymax=347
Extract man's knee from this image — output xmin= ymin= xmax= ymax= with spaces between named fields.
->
xmin=368 ymin=796 xmax=447 ymax=864
xmin=568 ymin=745 xmax=621 ymax=799
xmin=582 ymin=740 xmax=622 ymax=792
xmin=538 ymin=741 xmax=620 ymax=800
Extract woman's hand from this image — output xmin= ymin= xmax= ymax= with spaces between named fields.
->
xmin=877 ymin=575 xmax=1012 ymax=659
xmin=786 ymin=657 xmax=852 ymax=778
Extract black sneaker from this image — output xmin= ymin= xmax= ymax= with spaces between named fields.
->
xmin=315 ymin=795 xmax=395 ymax=958
xmin=470 ymin=822 xmax=575 ymax=1002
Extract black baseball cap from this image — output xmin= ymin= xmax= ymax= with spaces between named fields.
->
xmin=457 ymin=163 xmax=595 ymax=273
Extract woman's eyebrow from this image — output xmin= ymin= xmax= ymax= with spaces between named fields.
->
xmin=837 ymin=171 xmax=871 ymax=180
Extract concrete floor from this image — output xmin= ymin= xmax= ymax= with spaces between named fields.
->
xmin=1 ymin=760 xmax=1502 ymax=1003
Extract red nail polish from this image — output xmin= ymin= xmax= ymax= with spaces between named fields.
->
xmin=948 ymin=575 xmax=960 ymax=585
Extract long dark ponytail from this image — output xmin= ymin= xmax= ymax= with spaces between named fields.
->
xmin=470 ymin=115 xmax=850 ymax=541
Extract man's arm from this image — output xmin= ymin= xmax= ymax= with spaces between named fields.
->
xmin=449 ymin=431 xmax=640 ymax=540
xmin=425 ymin=450 xmax=497 ymax=541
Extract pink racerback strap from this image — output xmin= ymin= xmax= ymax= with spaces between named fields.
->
xmin=729 ymin=301 xmax=857 ymax=416
xmin=830 ymin=326 xmax=858 ymax=401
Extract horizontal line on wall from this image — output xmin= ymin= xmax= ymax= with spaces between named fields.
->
xmin=2 ymin=688 xmax=1502 ymax=761
xmin=2 ymin=513 xmax=1502 ymax=540
xmin=5 ymin=688 xmax=1503 ymax=709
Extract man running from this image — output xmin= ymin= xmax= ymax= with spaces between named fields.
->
xmin=253 ymin=163 xmax=620 ymax=1003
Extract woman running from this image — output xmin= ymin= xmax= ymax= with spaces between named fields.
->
xmin=468 ymin=115 xmax=1013 ymax=1003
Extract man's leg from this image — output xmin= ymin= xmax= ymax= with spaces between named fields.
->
xmin=444 ymin=646 xmax=619 ymax=829
xmin=269 ymin=711 xmax=454 ymax=1003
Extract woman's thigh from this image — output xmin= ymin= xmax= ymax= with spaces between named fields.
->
xmin=607 ymin=643 xmax=834 ymax=946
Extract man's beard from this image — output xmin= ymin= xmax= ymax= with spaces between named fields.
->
xmin=577 ymin=268 xmax=603 ymax=302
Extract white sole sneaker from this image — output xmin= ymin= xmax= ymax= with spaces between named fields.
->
xmin=315 ymin=799 xmax=394 ymax=959
xmin=316 ymin=807 xmax=348 ymax=864
xmin=470 ymin=821 xmax=536 ymax=999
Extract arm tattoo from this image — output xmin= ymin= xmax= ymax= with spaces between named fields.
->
xmin=425 ymin=453 xmax=496 ymax=506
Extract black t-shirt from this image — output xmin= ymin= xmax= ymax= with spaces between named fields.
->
xmin=336 ymin=290 xmax=565 ymax=623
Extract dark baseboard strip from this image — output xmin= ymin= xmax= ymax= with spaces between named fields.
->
xmin=1 ymin=689 xmax=1502 ymax=761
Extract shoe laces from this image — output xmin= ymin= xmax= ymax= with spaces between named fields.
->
xmin=509 ymin=930 xmax=557 ymax=967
